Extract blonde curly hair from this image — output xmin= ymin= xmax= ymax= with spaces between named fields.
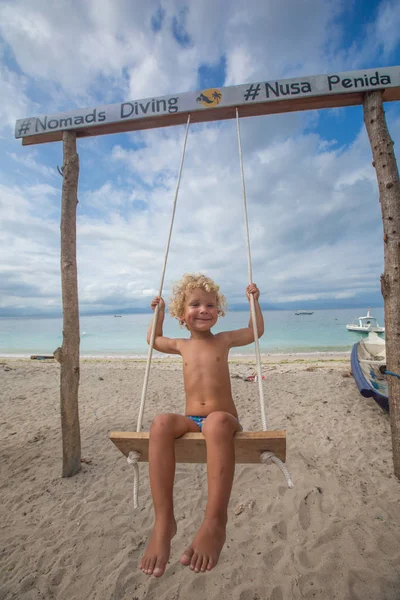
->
xmin=169 ymin=273 xmax=227 ymax=328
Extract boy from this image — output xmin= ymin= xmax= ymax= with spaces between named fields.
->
xmin=139 ymin=273 xmax=264 ymax=577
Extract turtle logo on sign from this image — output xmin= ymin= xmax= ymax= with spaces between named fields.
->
xmin=196 ymin=89 xmax=222 ymax=107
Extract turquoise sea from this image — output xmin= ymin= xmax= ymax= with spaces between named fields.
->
xmin=0 ymin=307 xmax=385 ymax=357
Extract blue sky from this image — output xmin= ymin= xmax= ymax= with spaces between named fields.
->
xmin=0 ymin=0 xmax=400 ymax=316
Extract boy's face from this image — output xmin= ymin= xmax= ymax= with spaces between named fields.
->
xmin=183 ymin=288 xmax=218 ymax=332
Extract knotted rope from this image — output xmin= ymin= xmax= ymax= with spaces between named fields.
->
xmin=236 ymin=108 xmax=294 ymax=489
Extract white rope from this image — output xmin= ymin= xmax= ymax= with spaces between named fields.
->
xmin=236 ymin=108 xmax=294 ymax=488
xmin=136 ymin=114 xmax=191 ymax=433
xmin=128 ymin=115 xmax=191 ymax=505
xmin=127 ymin=451 xmax=141 ymax=508
xmin=235 ymin=108 xmax=267 ymax=431
xmin=261 ymin=452 xmax=294 ymax=488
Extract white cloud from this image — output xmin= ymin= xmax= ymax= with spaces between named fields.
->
xmin=371 ymin=0 xmax=400 ymax=58
xmin=0 ymin=0 xmax=399 ymax=315
xmin=1 ymin=108 xmax=393 ymax=313
xmin=6 ymin=151 xmax=57 ymax=179
xmin=0 ymin=62 xmax=32 ymax=134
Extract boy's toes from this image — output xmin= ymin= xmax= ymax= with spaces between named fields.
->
xmin=190 ymin=552 xmax=199 ymax=571
xmin=144 ymin=559 xmax=152 ymax=574
xmin=193 ymin=554 xmax=204 ymax=573
xmin=207 ymin=556 xmax=216 ymax=571
xmin=153 ymin=557 xmax=166 ymax=578
xmin=180 ymin=547 xmax=194 ymax=566
xmin=140 ymin=559 xmax=147 ymax=573
xmin=200 ymin=556 xmax=209 ymax=572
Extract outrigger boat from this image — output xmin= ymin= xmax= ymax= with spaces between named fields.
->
xmin=350 ymin=332 xmax=388 ymax=412
xmin=346 ymin=308 xmax=384 ymax=333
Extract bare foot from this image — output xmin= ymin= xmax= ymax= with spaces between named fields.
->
xmin=180 ymin=518 xmax=226 ymax=573
xmin=139 ymin=519 xmax=177 ymax=577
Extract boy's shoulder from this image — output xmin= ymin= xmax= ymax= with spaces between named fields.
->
xmin=212 ymin=331 xmax=232 ymax=344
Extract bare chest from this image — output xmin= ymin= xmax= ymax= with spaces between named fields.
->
xmin=180 ymin=339 xmax=228 ymax=370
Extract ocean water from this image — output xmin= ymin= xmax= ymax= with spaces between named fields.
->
xmin=0 ymin=307 xmax=385 ymax=357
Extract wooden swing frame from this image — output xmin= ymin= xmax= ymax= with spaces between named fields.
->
xmin=15 ymin=67 xmax=400 ymax=479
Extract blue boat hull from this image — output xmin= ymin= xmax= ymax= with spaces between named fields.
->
xmin=350 ymin=342 xmax=389 ymax=413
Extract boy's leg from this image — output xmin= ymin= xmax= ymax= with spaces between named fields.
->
xmin=140 ymin=413 xmax=200 ymax=577
xmin=180 ymin=411 xmax=240 ymax=573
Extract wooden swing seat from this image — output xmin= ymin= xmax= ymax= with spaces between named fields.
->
xmin=109 ymin=430 xmax=286 ymax=463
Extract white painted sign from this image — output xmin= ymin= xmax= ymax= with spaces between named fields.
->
xmin=15 ymin=66 xmax=400 ymax=143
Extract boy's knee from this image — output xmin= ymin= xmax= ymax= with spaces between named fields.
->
xmin=203 ymin=411 xmax=236 ymax=437
xmin=150 ymin=413 xmax=176 ymax=437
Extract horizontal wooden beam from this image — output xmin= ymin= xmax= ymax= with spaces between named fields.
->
xmin=16 ymin=66 xmax=400 ymax=146
xmin=109 ymin=430 xmax=286 ymax=463
xmin=20 ymin=87 xmax=400 ymax=147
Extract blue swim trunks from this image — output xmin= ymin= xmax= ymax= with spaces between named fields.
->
xmin=186 ymin=415 xmax=242 ymax=432
xmin=187 ymin=415 xmax=207 ymax=431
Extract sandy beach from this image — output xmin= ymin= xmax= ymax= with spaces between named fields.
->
xmin=1 ymin=354 xmax=399 ymax=600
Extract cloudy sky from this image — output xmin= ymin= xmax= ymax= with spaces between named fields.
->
xmin=1 ymin=0 xmax=400 ymax=316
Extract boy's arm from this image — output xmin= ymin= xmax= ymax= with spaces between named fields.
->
xmin=147 ymin=297 xmax=181 ymax=354
xmin=224 ymin=284 xmax=264 ymax=348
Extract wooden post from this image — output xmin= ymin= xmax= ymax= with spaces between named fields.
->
xmin=363 ymin=91 xmax=400 ymax=479
xmin=56 ymin=130 xmax=81 ymax=477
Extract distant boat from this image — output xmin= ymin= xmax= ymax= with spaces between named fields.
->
xmin=351 ymin=332 xmax=388 ymax=412
xmin=346 ymin=308 xmax=384 ymax=333
xmin=114 ymin=315 xmax=122 ymax=318
xmin=295 ymin=311 xmax=314 ymax=315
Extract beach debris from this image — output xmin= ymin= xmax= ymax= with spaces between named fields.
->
xmin=230 ymin=367 xmax=266 ymax=382
xmin=80 ymin=457 xmax=92 ymax=464
xmin=3 ymin=365 xmax=13 ymax=371
xmin=243 ymin=374 xmax=265 ymax=382
xmin=28 ymin=433 xmax=45 ymax=444
xmin=234 ymin=503 xmax=245 ymax=516
xmin=341 ymin=371 xmax=352 ymax=377
xmin=30 ymin=355 xmax=54 ymax=360
xmin=305 ymin=366 xmax=317 ymax=372
xmin=99 ymin=376 xmax=104 ymax=381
